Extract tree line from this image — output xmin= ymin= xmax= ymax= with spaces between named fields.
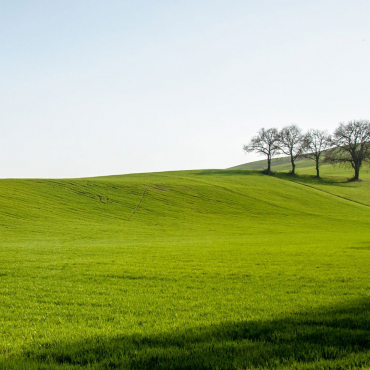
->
xmin=243 ymin=120 xmax=370 ymax=180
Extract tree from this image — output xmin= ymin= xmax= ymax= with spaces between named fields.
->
xmin=278 ymin=125 xmax=305 ymax=175
xmin=303 ymin=129 xmax=332 ymax=178
xmin=326 ymin=120 xmax=370 ymax=181
xmin=243 ymin=128 xmax=280 ymax=173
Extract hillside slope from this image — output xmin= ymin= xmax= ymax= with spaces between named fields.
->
xmin=0 ymin=169 xmax=369 ymax=242
xmin=229 ymin=157 xmax=370 ymax=207
xmin=1 ymin=170 xmax=370 ymax=369
xmin=230 ymin=156 xmax=314 ymax=171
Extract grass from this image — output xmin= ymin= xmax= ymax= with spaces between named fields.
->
xmin=230 ymin=157 xmax=315 ymax=172
xmin=0 ymin=168 xmax=370 ymax=369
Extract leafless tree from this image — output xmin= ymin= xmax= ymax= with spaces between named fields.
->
xmin=278 ymin=125 xmax=305 ymax=175
xmin=243 ymin=128 xmax=280 ymax=173
xmin=326 ymin=120 xmax=370 ymax=181
xmin=303 ymin=129 xmax=332 ymax=178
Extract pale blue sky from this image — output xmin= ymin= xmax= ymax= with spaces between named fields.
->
xmin=1 ymin=0 xmax=369 ymax=178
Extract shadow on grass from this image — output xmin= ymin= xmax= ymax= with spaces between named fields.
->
xmin=274 ymin=172 xmax=352 ymax=187
xmin=3 ymin=298 xmax=370 ymax=369
xmin=197 ymin=170 xmax=356 ymax=187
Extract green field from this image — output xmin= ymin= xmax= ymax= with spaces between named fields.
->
xmin=230 ymin=156 xmax=315 ymax=172
xmin=1 ymin=164 xmax=370 ymax=369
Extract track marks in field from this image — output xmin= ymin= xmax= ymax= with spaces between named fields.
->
xmin=127 ymin=185 xmax=149 ymax=220
xmin=127 ymin=184 xmax=171 ymax=220
xmin=46 ymin=180 xmax=113 ymax=204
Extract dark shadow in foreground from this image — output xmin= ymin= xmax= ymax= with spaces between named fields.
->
xmin=3 ymin=298 xmax=370 ymax=369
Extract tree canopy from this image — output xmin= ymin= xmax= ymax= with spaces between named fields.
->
xmin=277 ymin=125 xmax=305 ymax=175
xmin=303 ymin=129 xmax=332 ymax=178
xmin=326 ymin=120 xmax=370 ymax=180
xmin=243 ymin=128 xmax=280 ymax=173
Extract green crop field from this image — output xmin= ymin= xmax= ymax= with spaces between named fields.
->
xmin=1 ymin=163 xmax=370 ymax=369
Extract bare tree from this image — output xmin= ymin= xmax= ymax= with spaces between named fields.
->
xmin=278 ymin=125 xmax=305 ymax=175
xmin=326 ymin=120 xmax=370 ymax=181
xmin=303 ymin=129 xmax=332 ymax=178
xmin=243 ymin=128 xmax=280 ymax=173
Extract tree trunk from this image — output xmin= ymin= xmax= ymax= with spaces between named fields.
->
xmin=315 ymin=161 xmax=320 ymax=178
xmin=354 ymin=166 xmax=360 ymax=181
xmin=290 ymin=157 xmax=295 ymax=175
xmin=267 ymin=157 xmax=271 ymax=173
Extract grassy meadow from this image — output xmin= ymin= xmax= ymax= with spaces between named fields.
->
xmin=1 ymin=163 xmax=370 ymax=369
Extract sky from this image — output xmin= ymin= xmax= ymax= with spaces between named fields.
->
xmin=1 ymin=0 xmax=370 ymax=178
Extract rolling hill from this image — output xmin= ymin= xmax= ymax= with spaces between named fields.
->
xmin=229 ymin=156 xmax=314 ymax=172
xmin=1 ymin=169 xmax=370 ymax=369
